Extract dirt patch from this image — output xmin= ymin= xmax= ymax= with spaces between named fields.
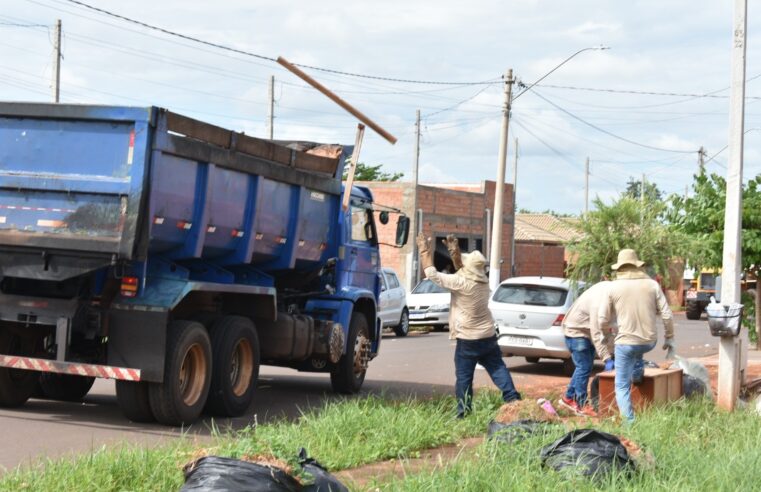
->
xmin=495 ymin=399 xmax=558 ymax=424
xmin=334 ymin=437 xmax=482 ymax=490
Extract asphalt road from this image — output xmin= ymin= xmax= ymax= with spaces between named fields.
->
xmin=0 ymin=313 xmax=716 ymax=471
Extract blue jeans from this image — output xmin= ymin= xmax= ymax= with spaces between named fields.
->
xmin=564 ymin=336 xmax=596 ymax=407
xmin=454 ymin=336 xmax=521 ymax=415
xmin=614 ymin=342 xmax=657 ymax=421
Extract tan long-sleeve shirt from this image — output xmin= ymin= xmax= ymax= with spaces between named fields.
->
xmin=562 ymin=280 xmax=614 ymax=361
xmin=598 ymin=268 xmax=674 ymax=346
xmin=424 ymin=266 xmax=495 ymax=340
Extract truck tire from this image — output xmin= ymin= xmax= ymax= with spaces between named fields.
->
xmin=149 ymin=320 xmax=212 ymax=426
xmin=686 ymin=301 xmax=702 ymax=320
xmin=116 ymin=381 xmax=155 ymax=423
xmin=0 ymin=330 xmax=39 ymax=407
xmin=205 ymin=316 xmax=260 ymax=417
xmin=331 ymin=313 xmax=371 ymax=394
xmin=39 ymin=373 xmax=95 ymax=401
xmin=393 ymin=309 xmax=410 ymax=337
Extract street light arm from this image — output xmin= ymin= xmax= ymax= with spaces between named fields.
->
xmin=512 ymin=45 xmax=610 ymax=102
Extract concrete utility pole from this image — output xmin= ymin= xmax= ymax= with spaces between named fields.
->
xmin=489 ymin=70 xmax=514 ymax=291
xmin=584 ymin=157 xmax=590 ymax=214
xmin=266 ymin=75 xmax=275 ymax=139
xmin=698 ymin=146 xmax=706 ymax=175
xmin=510 ymin=137 xmax=518 ymax=277
xmin=718 ymin=0 xmax=748 ymax=411
xmin=641 ymin=172 xmax=646 ymax=204
xmin=52 ymin=19 xmax=62 ymax=103
xmin=412 ymin=109 xmax=422 ymax=286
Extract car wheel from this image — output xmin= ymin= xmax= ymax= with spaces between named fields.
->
xmin=393 ymin=309 xmax=409 ymax=337
xmin=562 ymin=358 xmax=575 ymax=376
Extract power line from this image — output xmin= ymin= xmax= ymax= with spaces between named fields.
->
xmin=534 ymin=76 xmax=761 ymax=101
xmin=530 ymin=90 xmax=697 ymax=154
xmin=60 ymin=0 xmax=499 ymax=86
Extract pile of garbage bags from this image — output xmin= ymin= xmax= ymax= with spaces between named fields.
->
xmin=180 ymin=448 xmax=348 ymax=492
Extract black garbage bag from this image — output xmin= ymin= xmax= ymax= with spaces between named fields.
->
xmin=180 ymin=449 xmax=348 ymax=492
xmin=487 ymin=419 xmax=549 ymax=444
xmin=590 ymin=376 xmax=600 ymax=412
xmin=683 ymin=374 xmax=709 ymax=398
xmin=298 ymin=448 xmax=349 ymax=492
xmin=540 ymin=429 xmax=635 ymax=478
xmin=180 ymin=456 xmax=302 ymax=492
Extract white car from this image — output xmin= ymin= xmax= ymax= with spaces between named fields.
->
xmin=407 ymin=279 xmax=450 ymax=332
xmin=378 ymin=268 xmax=409 ymax=336
xmin=489 ymin=277 xmax=583 ymax=374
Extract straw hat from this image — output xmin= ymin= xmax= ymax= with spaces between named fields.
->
xmin=611 ymin=248 xmax=645 ymax=270
xmin=459 ymin=250 xmax=489 ymax=283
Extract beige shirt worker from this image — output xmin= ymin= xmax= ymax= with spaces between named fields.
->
xmin=562 ymin=280 xmax=614 ymax=361
xmin=424 ymin=266 xmax=495 ymax=340
xmin=598 ymin=267 xmax=674 ymax=346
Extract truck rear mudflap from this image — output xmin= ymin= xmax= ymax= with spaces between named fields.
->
xmin=0 ymin=354 xmax=141 ymax=381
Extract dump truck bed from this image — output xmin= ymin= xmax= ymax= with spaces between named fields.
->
xmin=0 ymin=103 xmax=344 ymax=280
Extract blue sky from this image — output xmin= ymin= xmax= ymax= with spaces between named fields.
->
xmin=1 ymin=0 xmax=759 ymax=214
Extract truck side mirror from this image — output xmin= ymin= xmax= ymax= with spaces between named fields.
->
xmin=395 ymin=216 xmax=410 ymax=247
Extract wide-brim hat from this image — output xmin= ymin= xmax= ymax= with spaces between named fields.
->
xmin=611 ymin=248 xmax=645 ymax=270
xmin=459 ymin=250 xmax=488 ymax=283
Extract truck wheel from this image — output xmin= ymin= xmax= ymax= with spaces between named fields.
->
xmin=0 ymin=330 xmax=39 ymax=407
xmin=686 ymin=302 xmax=702 ymax=320
xmin=39 ymin=373 xmax=95 ymax=401
xmin=205 ymin=316 xmax=260 ymax=417
xmin=331 ymin=313 xmax=371 ymax=394
xmin=116 ymin=381 xmax=155 ymax=423
xmin=149 ymin=320 xmax=212 ymax=426
xmin=393 ymin=309 xmax=410 ymax=337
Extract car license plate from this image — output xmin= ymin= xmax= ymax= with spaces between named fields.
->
xmin=506 ymin=336 xmax=533 ymax=346
xmin=409 ymin=313 xmax=425 ymax=320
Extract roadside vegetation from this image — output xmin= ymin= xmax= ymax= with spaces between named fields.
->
xmin=2 ymin=393 xmax=760 ymax=491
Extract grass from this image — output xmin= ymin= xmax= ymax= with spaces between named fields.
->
xmin=2 ymin=395 xmax=760 ymax=491
xmin=376 ymin=398 xmax=761 ymax=491
xmin=0 ymin=393 xmax=502 ymax=492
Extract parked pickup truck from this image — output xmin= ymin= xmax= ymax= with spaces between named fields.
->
xmin=0 ymin=103 xmax=408 ymax=425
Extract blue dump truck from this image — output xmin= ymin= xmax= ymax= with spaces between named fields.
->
xmin=0 ymin=103 xmax=409 ymax=425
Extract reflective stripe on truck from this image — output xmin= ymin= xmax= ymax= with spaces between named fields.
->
xmin=0 ymin=355 xmax=141 ymax=381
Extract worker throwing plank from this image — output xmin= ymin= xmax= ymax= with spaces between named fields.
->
xmin=417 ymin=233 xmax=521 ymax=418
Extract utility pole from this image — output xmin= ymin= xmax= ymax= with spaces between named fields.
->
xmin=412 ymin=109 xmax=422 ymax=286
xmin=641 ymin=172 xmax=646 ymax=204
xmin=584 ymin=157 xmax=590 ymax=214
xmin=489 ymin=70 xmax=514 ymax=291
xmin=718 ymin=0 xmax=748 ymax=411
xmin=52 ymin=19 xmax=62 ymax=103
xmin=510 ymin=137 xmax=518 ymax=277
xmin=698 ymin=146 xmax=706 ymax=175
xmin=266 ymin=75 xmax=275 ymax=139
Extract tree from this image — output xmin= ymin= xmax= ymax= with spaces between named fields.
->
xmin=670 ymin=172 xmax=761 ymax=344
xmin=343 ymin=162 xmax=403 ymax=182
xmin=565 ymin=196 xmax=687 ymax=285
xmin=623 ymin=177 xmax=663 ymax=201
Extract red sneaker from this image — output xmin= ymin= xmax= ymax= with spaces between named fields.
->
xmin=558 ymin=396 xmax=580 ymax=414
xmin=578 ymin=405 xmax=598 ymax=417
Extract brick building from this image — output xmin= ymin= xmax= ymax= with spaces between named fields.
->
xmin=513 ymin=214 xmax=581 ymax=278
xmin=359 ymin=181 xmax=514 ymax=290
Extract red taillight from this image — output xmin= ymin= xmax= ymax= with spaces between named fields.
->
xmin=552 ymin=314 xmax=565 ymax=326
xmin=121 ymin=276 xmax=139 ymax=298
